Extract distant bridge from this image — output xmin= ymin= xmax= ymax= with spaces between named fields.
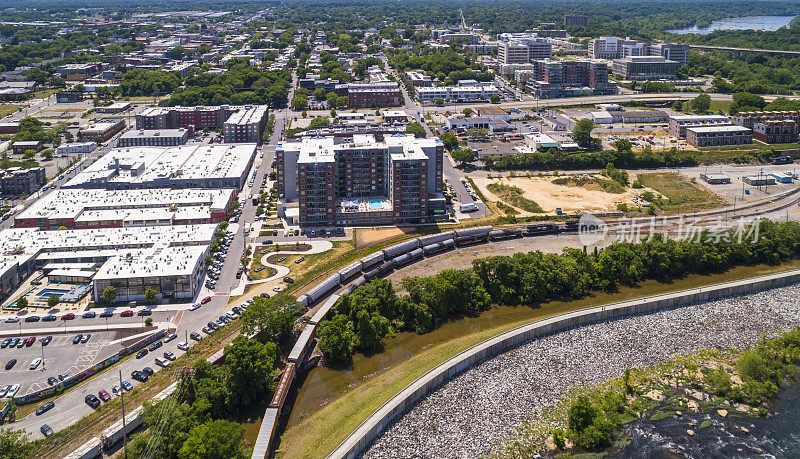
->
xmin=689 ymin=44 xmax=800 ymax=58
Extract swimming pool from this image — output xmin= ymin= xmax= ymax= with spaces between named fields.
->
xmin=369 ymin=199 xmax=382 ymax=210
xmin=37 ymin=288 xmax=69 ymax=299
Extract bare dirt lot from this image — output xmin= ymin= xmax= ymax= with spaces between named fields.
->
xmin=472 ymin=176 xmax=643 ymax=215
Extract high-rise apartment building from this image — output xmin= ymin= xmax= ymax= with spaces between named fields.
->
xmin=276 ymin=134 xmax=444 ymax=227
xmin=498 ymin=38 xmax=552 ymax=64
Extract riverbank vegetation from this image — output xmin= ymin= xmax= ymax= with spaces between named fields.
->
xmin=496 ymin=325 xmax=800 ymax=456
xmin=317 ymin=219 xmax=800 ymax=363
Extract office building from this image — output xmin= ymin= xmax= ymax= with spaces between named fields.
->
xmin=416 ymin=81 xmax=500 ymax=102
xmin=62 ymin=144 xmax=256 ymax=191
xmin=498 ymin=39 xmax=552 ymax=64
xmin=612 ymin=56 xmax=680 ymax=80
xmin=11 ymin=141 xmax=43 ymax=155
xmin=118 ymin=127 xmax=193 ymax=147
xmin=685 ymin=125 xmax=752 ymax=147
xmin=276 ymin=134 xmax=444 ymax=226
xmin=590 ymin=37 xmax=689 ymax=66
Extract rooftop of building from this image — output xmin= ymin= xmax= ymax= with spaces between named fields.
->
xmin=17 ymin=188 xmax=232 ymax=221
xmin=94 ymin=244 xmax=206 ymax=280
xmin=224 ymin=105 xmax=268 ymax=126
xmin=686 ymin=125 xmax=751 ymax=133
xmin=119 ymin=128 xmax=190 ymax=139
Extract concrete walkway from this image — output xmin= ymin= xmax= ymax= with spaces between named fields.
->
xmin=228 ymin=241 xmax=333 ymax=296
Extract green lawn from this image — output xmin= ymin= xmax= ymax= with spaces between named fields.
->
xmin=0 ymin=104 xmax=21 ymax=118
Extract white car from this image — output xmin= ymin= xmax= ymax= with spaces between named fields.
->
xmin=164 ymin=333 xmax=178 ymax=343
xmin=6 ymin=384 xmax=19 ymax=397
xmin=189 ymin=303 xmax=201 ymax=311
xmin=29 ymin=358 xmax=41 ymax=370
xmin=177 ymin=342 xmax=189 ymax=351
xmin=273 ymin=286 xmax=282 ymax=292
xmin=226 ymin=311 xmax=238 ymax=320
xmin=0 ymin=385 xmax=9 ymax=397
xmin=154 ymin=358 xmax=170 ymax=368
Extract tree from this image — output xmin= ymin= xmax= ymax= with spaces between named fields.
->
xmin=144 ymin=287 xmax=158 ymax=304
xmin=101 ymin=286 xmax=117 ymax=303
xmin=572 ymin=118 xmax=595 ymax=148
xmin=612 ymin=138 xmax=632 ymax=152
xmin=439 ymin=132 xmax=459 ymax=150
xmin=0 ymin=428 xmax=28 ymax=459
xmin=467 ymin=127 xmax=488 ymax=140
xmin=671 ymin=100 xmax=684 ymax=112
xmin=41 ymin=149 xmax=53 ymax=160
xmin=224 ymin=336 xmax=278 ymax=407
xmin=15 ymin=297 xmax=27 ymax=309
xmin=145 ymin=317 xmax=153 ymax=327
xmin=326 ymin=92 xmax=339 ymax=108
xmin=240 ymin=296 xmax=295 ymax=344
xmin=404 ymin=122 xmax=427 ymax=139
xmin=451 ymin=148 xmax=475 ymax=165
xmin=317 ymin=314 xmax=357 ymax=363
xmin=690 ymin=93 xmax=711 ymax=113
xmin=462 ymin=108 xmax=473 ymax=116
xmin=178 ymin=420 xmax=247 ymax=459
xmin=490 ymin=94 xmax=501 ymax=103
xmin=47 ymin=294 xmax=59 ymax=308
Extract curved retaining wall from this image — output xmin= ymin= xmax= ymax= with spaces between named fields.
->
xmin=329 ymin=267 xmax=800 ymax=459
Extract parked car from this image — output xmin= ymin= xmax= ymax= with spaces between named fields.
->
xmin=61 ymin=313 xmax=75 ymax=320
xmin=148 ymin=341 xmax=162 ymax=352
xmin=42 ymin=315 xmax=57 ymax=322
xmin=295 ymin=257 xmax=304 ymax=263
xmin=47 ymin=377 xmax=58 ymax=385
xmin=29 ymin=358 xmax=42 ymax=370
xmin=57 ymin=372 xmax=68 ymax=381
xmin=120 ymin=310 xmax=134 ymax=317
xmin=136 ymin=349 xmax=148 ymax=359
xmin=5 ymin=385 xmax=19 ymax=397
xmin=99 ymin=311 xmax=113 ymax=318
xmin=283 ymin=276 xmax=294 ymax=283
xmin=0 ymin=339 xmax=10 ymax=348
xmin=81 ymin=334 xmax=91 ymax=343
xmin=72 ymin=334 xmax=83 ymax=344
xmin=201 ymin=296 xmax=212 ymax=304
xmin=189 ymin=332 xmax=201 ymax=341
xmin=142 ymin=367 xmax=154 ymax=376
xmin=41 ymin=336 xmax=52 ymax=346
xmin=25 ymin=337 xmax=35 ymax=346
xmin=82 ymin=311 xmax=96 ymax=319
xmin=85 ymin=394 xmax=100 ymax=409
xmin=35 ymin=402 xmax=54 ymax=415
xmin=5 ymin=359 xmax=16 ymax=370
xmin=40 ymin=424 xmax=54 ymax=437
xmin=131 ymin=371 xmax=148 ymax=382
xmin=164 ymin=333 xmax=177 ymax=343
xmin=0 ymin=386 xmax=8 ymax=397
xmin=121 ymin=381 xmax=133 ymax=391
xmin=155 ymin=357 xmax=170 ymax=368
xmin=4 ymin=317 xmax=19 ymax=323
xmin=24 ymin=316 xmax=40 ymax=322
xmin=98 ymin=390 xmax=111 ymax=402
xmin=137 ymin=309 xmax=152 ymax=316
xmin=112 ymin=385 xmax=121 ymax=395
xmin=163 ymin=351 xmax=176 ymax=361
xmin=177 ymin=341 xmax=190 ymax=351
xmin=189 ymin=303 xmax=201 ymax=311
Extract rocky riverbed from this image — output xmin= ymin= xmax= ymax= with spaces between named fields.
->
xmin=362 ymin=284 xmax=800 ymax=458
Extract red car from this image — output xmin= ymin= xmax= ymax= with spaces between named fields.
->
xmin=25 ymin=337 xmax=35 ymax=347
xmin=201 ymin=296 xmax=211 ymax=304
xmin=98 ymin=390 xmax=111 ymax=402
xmin=120 ymin=310 xmax=134 ymax=317
xmin=61 ymin=313 xmax=75 ymax=320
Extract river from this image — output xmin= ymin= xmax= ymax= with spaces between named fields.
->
xmin=617 ymin=383 xmax=800 ymax=457
xmin=668 ymin=16 xmax=796 ymax=34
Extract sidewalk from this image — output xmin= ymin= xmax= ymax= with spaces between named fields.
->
xmin=0 ymin=321 xmax=173 ymax=338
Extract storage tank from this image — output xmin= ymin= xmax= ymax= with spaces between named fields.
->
xmin=409 ymin=248 xmax=424 ymax=260
xmin=441 ymin=239 xmax=455 ymax=250
xmin=377 ymin=259 xmax=395 ymax=275
xmin=306 ymin=273 xmax=342 ymax=302
xmin=455 ymin=226 xmax=492 ymax=238
xmin=394 ymin=253 xmax=411 ymax=266
xmin=489 ymin=229 xmax=506 ymax=240
xmin=422 ymin=243 xmax=442 ymax=255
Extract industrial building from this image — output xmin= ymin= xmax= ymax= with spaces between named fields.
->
xmin=668 ymin=115 xmax=731 ymax=139
xmin=62 ymin=144 xmax=256 ymax=191
xmin=685 ymin=125 xmax=752 ymax=147
xmin=118 ymin=127 xmax=193 ymax=147
xmin=14 ymin=188 xmax=233 ymax=229
xmin=56 ymin=142 xmax=97 ymax=155
xmin=611 ymin=56 xmax=680 ymax=80
xmin=276 ymin=134 xmax=444 ymax=227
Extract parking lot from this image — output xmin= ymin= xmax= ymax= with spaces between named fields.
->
xmin=0 ymin=331 xmax=120 ymax=397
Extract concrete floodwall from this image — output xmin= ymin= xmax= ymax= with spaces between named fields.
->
xmin=330 ymin=268 xmax=800 ymax=459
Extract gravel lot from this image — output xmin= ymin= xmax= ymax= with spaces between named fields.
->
xmin=363 ymin=284 xmax=800 ymax=458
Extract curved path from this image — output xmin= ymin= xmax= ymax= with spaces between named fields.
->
xmin=248 ymin=240 xmax=333 ymax=284
xmin=361 ymin=284 xmax=800 ymax=458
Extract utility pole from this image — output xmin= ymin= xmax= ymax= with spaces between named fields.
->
xmin=119 ymin=370 xmax=128 ymax=459
xmin=41 ymin=342 xmax=45 ymax=370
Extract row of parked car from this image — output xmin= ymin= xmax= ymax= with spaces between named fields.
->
xmin=207 ymin=230 xmax=235 ymax=289
xmin=3 ymin=309 xmax=152 ymax=324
